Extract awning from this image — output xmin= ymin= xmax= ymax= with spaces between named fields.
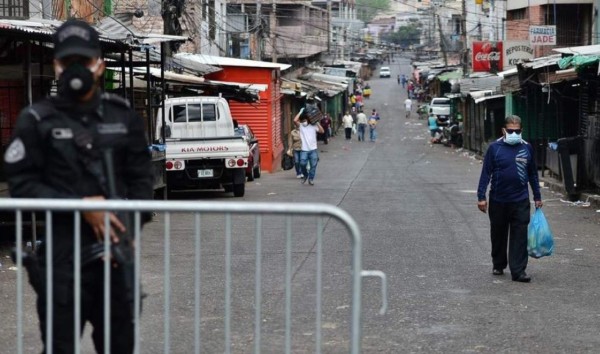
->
xmin=95 ymin=14 xmax=188 ymax=44
xmin=498 ymin=67 xmax=518 ymax=77
xmin=437 ymin=70 xmax=463 ymax=82
xmin=174 ymin=53 xmax=292 ymax=71
xmin=301 ymin=72 xmax=350 ymax=88
xmin=474 ymin=94 xmax=504 ymax=104
xmin=553 ymin=44 xmax=600 ymax=56
xmin=281 ymin=78 xmax=308 ymax=97
xmin=111 ymin=66 xmax=264 ymax=102
xmin=288 ymin=78 xmax=345 ymax=97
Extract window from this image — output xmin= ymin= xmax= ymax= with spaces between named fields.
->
xmin=173 ymin=104 xmax=217 ymax=122
xmin=507 ymin=8 xmax=527 ymax=21
xmin=0 ymin=0 xmax=28 ymax=18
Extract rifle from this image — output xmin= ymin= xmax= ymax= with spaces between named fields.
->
xmin=102 ymin=148 xmax=137 ymax=319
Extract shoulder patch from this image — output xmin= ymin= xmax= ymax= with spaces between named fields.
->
xmin=101 ymin=93 xmax=131 ymax=108
xmin=4 ymin=138 xmax=26 ymax=163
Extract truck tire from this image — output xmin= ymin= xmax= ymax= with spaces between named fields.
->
xmin=233 ymin=183 xmax=245 ymax=197
xmin=247 ymin=170 xmax=254 ymax=182
xmin=253 ymin=161 xmax=261 ymax=179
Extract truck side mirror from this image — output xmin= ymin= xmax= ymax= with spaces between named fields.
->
xmin=162 ymin=125 xmax=171 ymax=138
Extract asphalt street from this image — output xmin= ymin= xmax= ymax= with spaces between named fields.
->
xmin=2 ymin=57 xmax=600 ymax=353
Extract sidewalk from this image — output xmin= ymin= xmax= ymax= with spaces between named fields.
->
xmin=538 ymin=173 xmax=600 ymax=208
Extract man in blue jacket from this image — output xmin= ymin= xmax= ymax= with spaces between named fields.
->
xmin=477 ymin=115 xmax=543 ymax=282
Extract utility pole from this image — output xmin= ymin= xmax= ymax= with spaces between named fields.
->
xmin=437 ymin=14 xmax=448 ymax=67
xmin=256 ymin=0 xmax=262 ymax=60
xmin=461 ymin=0 xmax=469 ymax=76
xmin=270 ymin=1 xmax=277 ymax=63
xmin=327 ymin=0 xmax=332 ymax=54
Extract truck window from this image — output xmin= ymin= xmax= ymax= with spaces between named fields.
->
xmin=173 ymin=104 xmax=218 ymax=122
xmin=432 ymin=99 xmax=450 ymax=106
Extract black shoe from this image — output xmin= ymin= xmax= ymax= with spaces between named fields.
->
xmin=301 ymin=176 xmax=308 ymax=184
xmin=512 ymin=273 xmax=531 ymax=283
xmin=492 ymin=269 xmax=504 ymax=276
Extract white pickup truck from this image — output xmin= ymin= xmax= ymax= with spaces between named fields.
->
xmin=155 ymin=96 xmax=250 ymax=197
xmin=430 ymin=97 xmax=451 ymax=126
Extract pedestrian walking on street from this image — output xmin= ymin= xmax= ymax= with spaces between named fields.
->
xmin=342 ymin=111 xmax=354 ymax=140
xmin=404 ymin=98 xmax=413 ymax=118
xmin=369 ymin=109 xmax=380 ymax=142
xmin=397 ymin=74 xmax=401 ymax=85
xmin=288 ymin=127 xmax=304 ymax=178
xmin=4 ymin=19 xmax=153 ymax=353
xmin=428 ymin=109 xmax=441 ymax=144
xmin=477 ymin=115 xmax=543 ymax=283
xmin=356 ymin=108 xmax=368 ymax=142
xmin=401 ymin=74 xmax=407 ymax=88
xmin=294 ymin=109 xmax=324 ymax=185
xmin=319 ymin=114 xmax=332 ymax=144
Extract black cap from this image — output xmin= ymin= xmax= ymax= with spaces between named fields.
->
xmin=53 ymin=19 xmax=101 ymax=60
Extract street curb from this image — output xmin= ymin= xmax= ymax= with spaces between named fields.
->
xmin=539 ymin=174 xmax=600 ymax=209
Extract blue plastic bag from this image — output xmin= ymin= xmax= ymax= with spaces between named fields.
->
xmin=527 ymin=208 xmax=554 ymax=258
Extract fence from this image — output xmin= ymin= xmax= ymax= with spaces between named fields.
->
xmin=1 ymin=199 xmax=387 ymax=354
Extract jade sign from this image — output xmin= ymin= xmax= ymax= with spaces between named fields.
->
xmin=529 ymin=26 xmax=556 ymax=46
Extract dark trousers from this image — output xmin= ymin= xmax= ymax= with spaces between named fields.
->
xmin=345 ymin=127 xmax=352 ymax=140
xmin=37 ymin=262 xmax=135 ymax=354
xmin=488 ymin=199 xmax=531 ymax=278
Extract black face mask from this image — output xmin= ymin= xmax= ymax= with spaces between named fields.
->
xmin=57 ymin=62 xmax=95 ymax=100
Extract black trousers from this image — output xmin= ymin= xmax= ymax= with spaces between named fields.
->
xmin=488 ymin=199 xmax=531 ymax=279
xmin=36 ymin=261 xmax=135 ymax=354
xmin=345 ymin=127 xmax=352 ymax=139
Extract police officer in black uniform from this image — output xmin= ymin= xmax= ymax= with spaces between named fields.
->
xmin=4 ymin=19 xmax=152 ymax=353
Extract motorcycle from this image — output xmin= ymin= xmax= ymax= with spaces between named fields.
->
xmin=441 ymin=115 xmax=463 ymax=148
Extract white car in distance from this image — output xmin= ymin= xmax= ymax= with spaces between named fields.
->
xmin=379 ymin=66 xmax=391 ymax=78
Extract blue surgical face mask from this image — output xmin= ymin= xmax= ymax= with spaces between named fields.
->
xmin=505 ymin=132 xmax=522 ymax=145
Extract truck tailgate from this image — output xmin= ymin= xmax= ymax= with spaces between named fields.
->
xmin=166 ymin=138 xmax=250 ymax=160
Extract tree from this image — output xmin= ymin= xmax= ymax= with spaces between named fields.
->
xmin=356 ymin=0 xmax=391 ymax=23
xmin=383 ymin=23 xmax=422 ymax=48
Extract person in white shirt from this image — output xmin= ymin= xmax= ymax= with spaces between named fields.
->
xmin=342 ymin=111 xmax=354 ymax=140
xmin=404 ymin=98 xmax=413 ymax=118
xmin=294 ymin=108 xmax=324 ymax=186
xmin=356 ymin=109 xmax=368 ymax=142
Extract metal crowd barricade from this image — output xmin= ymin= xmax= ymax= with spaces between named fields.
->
xmin=3 ymin=198 xmax=387 ymax=354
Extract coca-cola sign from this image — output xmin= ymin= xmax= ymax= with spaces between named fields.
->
xmin=472 ymin=41 xmax=503 ymax=73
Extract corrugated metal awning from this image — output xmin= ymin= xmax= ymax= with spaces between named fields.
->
xmin=95 ymin=14 xmax=188 ymax=44
xmin=474 ymin=94 xmax=504 ymax=104
xmin=175 ymin=53 xmax=292 ymax=71
xmin=553 ymin=44 xmax=600 ymax=56
xmin=0 ymin=18 xmax=123 ymax=47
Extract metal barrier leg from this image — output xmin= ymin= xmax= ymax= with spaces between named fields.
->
xmin=103 ymin=212 xmax=111 ymax=354
xmin=194 ymin=213 xmax=202 ymax=354
xmin=16 ymin=210 xmax=23 ymax=354
xmin=285 ymin=216 xmax=292 ymax=354
xmin=225 ymin=214 xmax=232 ymax=354
xmin=74 ymin=212 xmax=82 ymax=354
xmin=315 ymin=218 xmax=323 ymax=354
xmin=134 ymin=212 xmax=142 ymax=354
xmin=164 ymin=212 xmax=171 ymax=354
xmin=254 ymin=215 xmax=263 ymax=354
xmin=46 ymin=211 xmax=53 ymax=354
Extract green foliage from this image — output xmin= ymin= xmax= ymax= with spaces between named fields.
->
xmin=383 ymin=24 xmax=422 ymax=48
xmin=356 ymin=0 xmax=391 ymax=23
